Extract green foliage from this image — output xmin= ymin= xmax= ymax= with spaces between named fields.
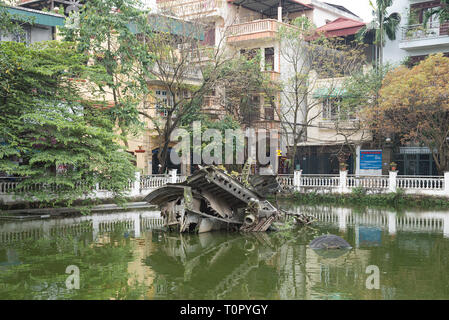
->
xmin=0 ymin=41 xmax=136 ymax=206
xmin=180 ymin=112 xmax=242 ymax=170
xmin=351 ymin=186 xmax=367 ymax=197
xmin=0 ymin=2 xmax=34 ymax=39
xmin=283 ymin=189 xmax=449 ymax=210
xmin=0 ymin=231 xmax=146 ymax=300
xmin=340 ymin=64 xmax=390 ymax=122
xmin=423 ymin=0 xmax=449 ymax=27
xmin=356 ymin=0 xmax=401 ymax=66
xmin=214 ymin=53 xmax=271 ymax=127
xmin=61 ymin=0 xmax=155 ymax=140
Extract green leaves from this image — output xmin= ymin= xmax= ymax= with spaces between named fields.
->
xmin=0 ymin=41 xmax=135 ymax=206
xmin=61 ymin=0 xmax=154 ymax=134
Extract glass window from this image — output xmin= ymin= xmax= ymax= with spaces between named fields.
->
xmin=322 ymin=98 xmax=343 ymax=120
xmin=419 ymin=160 xmax=430 ymax=175
xmin=264 ymin=107 xmax=274 ymax=120
xmin=265 ymin=47 xmax=274 ymax=71
xmin=155 ymin=90 xmax=172 ymax=117
xmin=407 ymin=160 xmax=417 ymax=175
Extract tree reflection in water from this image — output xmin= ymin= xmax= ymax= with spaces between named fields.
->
xmin=1 ymin=207 xmax=449 ymax=299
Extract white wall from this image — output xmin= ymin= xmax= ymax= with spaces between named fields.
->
xmin=383 ymin=0 xmax=409 ymax=65
xmin=0 ymin=25 xmax=53 ymax=43
xmin=310 ymin=0 xmax=363 ymax=27
xmin=30 ymin=26 xmax=53 ymax=43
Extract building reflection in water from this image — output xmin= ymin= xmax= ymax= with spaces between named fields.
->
xmin=1 ymin=206 xmax=449 ymax=299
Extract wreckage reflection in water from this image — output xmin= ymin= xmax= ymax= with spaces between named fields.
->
xmin=2 ymin=206 xmax=449 ymax=299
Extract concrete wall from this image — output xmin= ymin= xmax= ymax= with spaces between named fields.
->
xmin=383 ymin=0 xmax=409 ymax=65
xmin=30 ymin=25 xmax=53 ymax=43
xmin=0 ymin=24 xmax=53 ymax=43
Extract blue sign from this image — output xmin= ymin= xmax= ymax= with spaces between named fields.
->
xmin=360 ymin=150 xmax=382 ymax=170
xmin=359 ymin=227 xmax=382 ymax=247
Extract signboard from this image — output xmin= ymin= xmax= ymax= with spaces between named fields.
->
xmin=360 ymin=150 xmax=382 ymax=170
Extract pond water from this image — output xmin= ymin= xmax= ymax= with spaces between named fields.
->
xmin=1 ymin=204 xmax=449 ymax=300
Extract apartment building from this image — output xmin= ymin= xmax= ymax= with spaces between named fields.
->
xmin=384 ymin=0 xmax=449 ymax=65
xmin=156 ymin=0 xmax=370 ymax=174
xmin=381 ymin=0 xmax=448 ymax=176
xmin=16 ymin=0 xmax=206 ymax=175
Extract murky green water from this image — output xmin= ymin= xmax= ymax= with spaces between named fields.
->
xmin=1 ymin=205 xmax=449 ymax=300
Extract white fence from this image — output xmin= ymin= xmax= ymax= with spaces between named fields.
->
xmin=2 ymin=170 xmax=449 ymax=205
xmin=292 ymin=205 xmax=449 ymax=238
xmin=0 ymin=211 xmax=163 ymax=243
xmin=0 ymin=170 xmax=186 ymax=205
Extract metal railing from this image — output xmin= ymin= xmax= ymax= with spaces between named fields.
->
xmin=401 ymin=22 xmax=446 ymax=41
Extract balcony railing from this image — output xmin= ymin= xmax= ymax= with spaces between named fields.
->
xmin=158 ymin=0 xmax=223 ymax=18
xmin=401 ymin=22 xmax=449 ymax=41
xmin=227 ymin=19 xmax=295 ymax=43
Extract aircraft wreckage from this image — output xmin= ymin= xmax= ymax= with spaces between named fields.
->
xmin=144 ymin=166 xmax=313 ymax=233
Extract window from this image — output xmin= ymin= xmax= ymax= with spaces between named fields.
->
xmin=201 ymin=23 xmax=215 ymax=46
xmin=322 ymin=97 xmax=356 ymax=121
xmin=240 ymin=48 xmax=259 ymax=60
xmin=242 ymin=94 xmax=260 ymax=124
xmin=264 ymin=107 xmax=274 ymax=120
xmin=422 ymin=7 xmax=440 ymax=28
xmin=264 ymin=95 xmax=275 ymax=120
xmin=265 ymin=47 xmax=274 ymax=71
xmin=155 ymin=90 xmax=173 ymax=117
xmin=11 ymin=26 xmax=31 ymax=44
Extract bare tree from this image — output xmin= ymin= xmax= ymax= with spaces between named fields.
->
xmin=276 ymin=17 xmax=366 ymax=172
xmin=138 ymin=14 xmax=240 ymax=173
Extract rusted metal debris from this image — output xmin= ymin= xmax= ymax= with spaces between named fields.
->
xmin=144 ymin=166 xmax=285 ymax=233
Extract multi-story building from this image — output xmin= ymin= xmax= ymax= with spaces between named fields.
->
xmin=157 ymin=0 xmax=371 ymax=174
xmin=295 ymin=17 xmax=377 ymax=175
xmin=384 ymin=0 xmax=449 ymax=65
xmin=382 ymin=0 xmax=448 ymax=175
xmin=13 ymin=0 xmax=371 ymax=176
xmin=16 ymin=0 xmax=205 ymax=175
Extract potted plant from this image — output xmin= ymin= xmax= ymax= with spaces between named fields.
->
xmin=339 ymin=162 xmax=348 ymax=171
xmin=390 ymin=162 xmax=397 ymax=171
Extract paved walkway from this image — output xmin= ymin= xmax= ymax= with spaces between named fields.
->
xmin=0 ymin=202 xmax=156 ymax=220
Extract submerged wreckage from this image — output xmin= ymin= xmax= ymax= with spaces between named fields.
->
xmin=144 ymin=166 xmax=295 ymax=233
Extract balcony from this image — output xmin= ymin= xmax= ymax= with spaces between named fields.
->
xmin=400 ymin=22 xmax=449 ymax=51
xmin=227 ymin=19 xmax=294 ymax=45
xmin=157 ymin=0 xmax=223 ymax=18
xmin=188 ymin=46 xmax=215 ymax=62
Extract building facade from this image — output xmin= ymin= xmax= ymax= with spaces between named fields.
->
xmin=384 ymin=0 xmax=449 ymax=65
xmin=382 ymin=0 xmax=449 ymax=175
xmin=156 ymin=0 xmax=367 ymax=174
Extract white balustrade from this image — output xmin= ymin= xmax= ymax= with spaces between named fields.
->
xmin=2 ymin=171 xmax=449 ymax=204
xmin=300 ymin=174 xmax=340 ymax=188
xmin=140 ymin=175 xmax=171 ymax=190
xmin=228 ymin=19 xmax=278 ymax=37
xmin=277 ymin=174 xmax=293 ymax=189
xmin=396 ymin=176 xmax=444 ymax=190
xmin=160 ymin=0 xmax=221 ymax=17
xmin=347 ymin=175 xmax=389 ymax=189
